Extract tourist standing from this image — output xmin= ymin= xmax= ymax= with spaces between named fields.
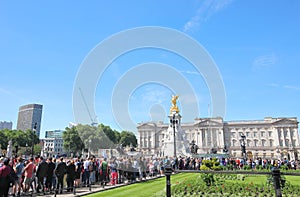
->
xmin=55 ymin=157 xmax=66 ymax=194
xmin=23 ymin=158 xmax=34 ymax=193
xmin=0 ymin=158 xmax=13 ymax=197
xmin=36 ymin=157 xmax=48 ymax=193
xmin=13 ymin=157 xmax=24 ymax=196
xmin=109 ymin=158 xmax=118 ymax=185
xmin=100 ymin=158 xmax=109 ymax=186
xmin=45 ymin=157 xmax=56 ymax=192
xmin=66 ymin=160 xmax=76 ymax=192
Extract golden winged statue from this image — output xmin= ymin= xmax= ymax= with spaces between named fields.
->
xmin=170 ymin=95 xmax=179 ymax=113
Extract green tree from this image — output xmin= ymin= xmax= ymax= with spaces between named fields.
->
xmin=0 ymin=129 xmax=39 ymax=156
xmin=77 ymin=124 xmax=116 ymax=150
xmin=98 ymin=124 xmax=121 ymax=144
xmin=119 ymin=131 xmax=137 ymax=147
xmin=0 ymin=129 xmax=9 ymax=149
xmin=63 ymin=126 xmax=85 ymax=155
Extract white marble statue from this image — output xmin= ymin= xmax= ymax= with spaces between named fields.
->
xmin=6 ymin=140 xmax=13 ymax=158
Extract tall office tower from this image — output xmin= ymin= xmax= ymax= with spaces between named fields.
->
xmin=0 ymin=121 xmax=13 ymax=130
xmin=17 ymin=104 xmax=43 ymax=138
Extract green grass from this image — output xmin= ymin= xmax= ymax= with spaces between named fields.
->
xmin=87 ymin=173 xmax=198 ymax=197
xmin=86 ymin=173 xmax=300 ymax=197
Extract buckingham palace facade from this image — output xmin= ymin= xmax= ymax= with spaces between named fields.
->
xmin=137 ymin=117 xmax=300 ymax=160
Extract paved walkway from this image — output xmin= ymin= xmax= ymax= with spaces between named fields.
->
xmin=16 ymin=176 xmax=164 ymax=197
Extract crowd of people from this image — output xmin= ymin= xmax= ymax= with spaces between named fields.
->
xmin=0 ymin=154 xmax=298 ymax=197
xmin=0 ymin=155 xmax=172 ymax=197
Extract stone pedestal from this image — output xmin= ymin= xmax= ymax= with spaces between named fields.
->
xmin=161 ymin=111 xmax=191 ymax=157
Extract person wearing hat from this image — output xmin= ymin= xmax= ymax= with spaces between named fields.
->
xmin=0 ymin=158 xmax=13 ymax=197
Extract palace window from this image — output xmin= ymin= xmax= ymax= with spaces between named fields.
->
xmin=268 ymin=131 xmax=272 ymax=137
xmin=232 ymin=132 xmax=236 ymax=138
xmin=247 ymin=140 xmax=251 ymax=147
xmin=246 ymin=132 xmax=250 ymax=137
xmin=253 ymin=132 xmax=257 ymax=137
xmin=254 ymin=140 xmax=258 ymax=147
xmin=262 ymin=139 xmax=266 ymax=147
xmin=269 ymin=140 xmax=273 ymax=147
xmin=261 ymin=131 xmax=265 ymax=137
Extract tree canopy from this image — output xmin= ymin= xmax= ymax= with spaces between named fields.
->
xmin=0 ymin=129 xmax=39 ymax=155
xmin=62 ymin=124 xmax=138 ymax=154
xmin=62 ymin=126 xmax=85 ymax=155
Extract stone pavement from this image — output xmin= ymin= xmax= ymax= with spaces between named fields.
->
xmin=17 ymin=175 xmax=164 ymax=197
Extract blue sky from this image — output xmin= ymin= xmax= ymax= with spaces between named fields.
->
xmin=0 ymin=0 xmax=299 ymax=137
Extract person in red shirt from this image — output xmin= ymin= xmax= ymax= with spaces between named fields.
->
xmin=0 ymin=158 xmax=13 ymax=197
xmin=23 ymin=157 xmax=35 ymax=193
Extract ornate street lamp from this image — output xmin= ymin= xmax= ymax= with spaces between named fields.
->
xmin=170 ymin=114 xmax=178 ymax=158
xmin=240 ymin=133 xmax=246 ymax=162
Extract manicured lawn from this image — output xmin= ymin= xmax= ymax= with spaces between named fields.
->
xmin=87 ymin=173 xmax=198 ymax=197
xmin=86 ymin=173 xmax=300 ymax=197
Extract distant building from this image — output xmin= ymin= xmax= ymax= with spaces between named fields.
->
xmin=138 ymin=117 xmax=300 ymax=161
xmin=42 ymin=129 xmax=65 ymax=157
xmin=42 ymin=138 xmax=64 ymax=158
xmin=0 ymin=121 xmax=13 ymax=130
xmin=17 ymin=104 xmax=43 ymax=138
xmin=45 ymin=130 xmax=64 ymax=138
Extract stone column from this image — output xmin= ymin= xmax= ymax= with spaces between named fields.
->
xmin=199 ymin=129 xmax=203 ymax=147
xmin=152 ymin=131 xmax=155 ymax=150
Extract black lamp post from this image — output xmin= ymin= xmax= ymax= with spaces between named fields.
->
xmin=240 ymin=133 xmax=246 ymax=162
xmin=170 ymin=114 xmax=178 ymax=158
xmin=31 ymin=122 xmax=37 ymax=157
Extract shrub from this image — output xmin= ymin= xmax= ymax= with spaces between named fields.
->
xmin=243 ymin=165 xmax=251 ymax=170
xmin=280 ymin=164 xmax=288 ymax=171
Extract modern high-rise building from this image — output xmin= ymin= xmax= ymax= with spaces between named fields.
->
xmin=17 ymin=104 xmax=43 ymax=138
xmin=0 ymin=121 xmax=13 ymax=130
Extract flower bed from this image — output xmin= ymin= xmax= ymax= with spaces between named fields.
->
xmin=171 ymin=173 xmax=300 ymax=197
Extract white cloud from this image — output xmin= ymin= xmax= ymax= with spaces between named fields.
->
xmin=129 ymin=85 xmax=171 ymax=105
xmin=283 ymin=85 xmax=300 ymax=91
xmin=183 ymin=0 xmax=233 ymax=33
xmin=140 ymin=87 xmax=170 ymax=104
xmin=267 ymin=83 xmax=279 ymax=87
xmin=253 ymin=54 xmax=278 ymax=70
xmin=266 ymin=83 xmax=300 ymax=91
